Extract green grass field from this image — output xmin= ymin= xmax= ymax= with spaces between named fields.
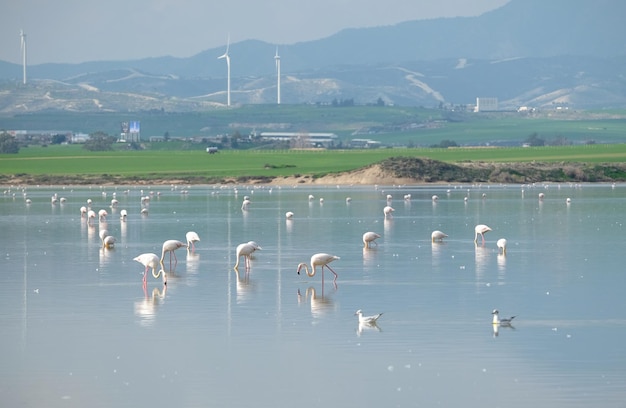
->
xmin=2 ymin=144 xmax=626 ymax=180
xmin=2 ymin=106 xmax=626 ymax=146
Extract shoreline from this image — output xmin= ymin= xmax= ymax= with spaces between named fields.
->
xmin=2 ymin=159 xmax=626 ymax=187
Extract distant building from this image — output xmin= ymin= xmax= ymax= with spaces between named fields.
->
xmin=259 ymin=132 xmax=338 ymax=147
xmin=350 ymin=138 xmax=382 ymax=148
xmin=474 ymin=97 xmax=498 ymax=112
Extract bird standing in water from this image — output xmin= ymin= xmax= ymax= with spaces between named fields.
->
xmin=234 ymin=241 xmax=262 ymax=270
xmin=297 ymin=253 xmax=340 ymax=286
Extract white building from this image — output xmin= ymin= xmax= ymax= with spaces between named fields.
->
xmin=259 ymin=132 xmax=338 ymax=147
xmin=474 ymin=97 xmax=498 ymax=112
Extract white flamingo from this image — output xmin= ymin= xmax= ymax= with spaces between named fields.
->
xmin=234 ymin=241 xmax=262 ymax=270
xmin=362 ymin=231 xmax=381 ymax=249
xmin=431 ymin=230 xmax=448 ymax=243
xmin=160 ymin=240 xmax=187 ymax=269
xmin=99 ymin=229 xmax=116 ymax=249
xmin=134 ymin=253 xmax=166 ymax=285
xmin=186 ymin=231 xmax=200 ymax=252
xmin=297 ymin=253 xmax=340 ymax=286
xmin=474 ymin=224 xmax=492 ymax=244
xmin=383 ymin=206 xmax=394 ymax=219
xmin=497 ymin=238 xmax=507 ymax=255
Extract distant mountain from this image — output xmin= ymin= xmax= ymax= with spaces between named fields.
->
xmin=1 ymin=0 xmax=625 ymax=113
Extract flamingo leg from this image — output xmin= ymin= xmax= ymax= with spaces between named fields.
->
xmin=326 ymin=265 xmax=339 ymax=282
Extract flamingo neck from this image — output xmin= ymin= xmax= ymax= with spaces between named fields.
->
xmin=297 ymin=263 xmax=315 ymax=277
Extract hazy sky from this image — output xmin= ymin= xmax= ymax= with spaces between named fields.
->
xmin=2 ymin=0 xmax=509 ymax=65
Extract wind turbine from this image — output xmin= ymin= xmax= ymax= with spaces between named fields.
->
xmin=217 ymin=35 xmax=231 ymax=106
xmin=20 ymin=29 xmax=27 ymax=85
xmin=275 ymin=47 xmax=281 ymax=104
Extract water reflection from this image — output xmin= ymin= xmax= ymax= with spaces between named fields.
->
xmin=234 ymin=267 xmax=257 ymax=303
xmin=2 ymin=184 xmax=626 ymax=407
xmin=297 ymin=287 xmax=335 ymax=319
xmin=474 ymin=244 xmax=490 ymax=279
xmin=357 ymin=320 xmax=382 ymax=336
xmin=134 ymin=285 xmax=167 ymax=327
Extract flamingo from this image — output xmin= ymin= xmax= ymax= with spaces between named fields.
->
xmin=431 ymin=230 xmax=448 ymax=243
xmin=186 ymin=231 xmax=200 ymax=252
xmin=297 ymin=253 xmax=340 ymax=286
xmin=87 ymin=210 xmax=96 ymax=225
xmin=234 ymin=241 xmax=262 ymax=270
xmin=99 ymin=229 xmax=116 ymax=249
xmin=355 ymin=309 xmax=383 ymax=324
xmin=432 ymin=195 xmax=439 ymax=201
xmin=497 ymin=238 xmax=507 ymax=255
xmin=160 ymin=240 xmax=187 ymax=269
xmin=134 ymin=253 xmax=166 ymax=285
xmin=98 ymin=209 xmax=108 ymax=222
xmin=120 ymin=209 xmax=128 ymax=221
xmin=383 ymin=206 xmax=394 ymax=219
xmin=492 ymin=309 xmax=516 ymax=326
xmin=362 ymin=231 xmax=381 ymax=249
xmin=474 ymin=224 xmax=492 ymax=244
xmin=241 ymin=198 xmax=251 ymax=210
xmin=80 ymin=206 xmax=88 ymax=218
xmin=285 ymin=211 xmax=294 ymax=219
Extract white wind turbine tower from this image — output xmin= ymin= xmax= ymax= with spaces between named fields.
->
xmin=20 ymin=29 xmax=27 ymax=85
xmin=217 ymin=35 xmax=231 ymax=106
xmin=275 ymin=47 xmax=281 ymax=104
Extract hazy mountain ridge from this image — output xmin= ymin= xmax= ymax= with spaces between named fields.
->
xmin=1 ymin=0 xmax=625 ymax=113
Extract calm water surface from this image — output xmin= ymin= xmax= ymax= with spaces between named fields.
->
xmin=1 ymin=183 xmax=625 ymax=407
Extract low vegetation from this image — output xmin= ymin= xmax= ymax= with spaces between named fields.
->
xmin=2 ymin=144 xmax=626 ymax=185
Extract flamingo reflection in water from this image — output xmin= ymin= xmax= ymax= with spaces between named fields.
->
xmin=297 ymin=253 xmax=340 ymax=287
xmin=297 ymin=287 xmax=334 ymax=318
xmin=134 ymin=284 xmax=167 ymax=327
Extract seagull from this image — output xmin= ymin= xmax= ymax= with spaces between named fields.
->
xmin=492 ymin=309 xmax=516 ymax=326
xmin=355 ymin=309 xmax=383 ymax=324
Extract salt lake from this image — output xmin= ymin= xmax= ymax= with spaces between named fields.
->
xmin=1 ymin=182 xmax=625 ymax=407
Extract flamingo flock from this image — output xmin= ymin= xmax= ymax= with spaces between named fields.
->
xmin=11 ymin=182 xmax=566 ymax=332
